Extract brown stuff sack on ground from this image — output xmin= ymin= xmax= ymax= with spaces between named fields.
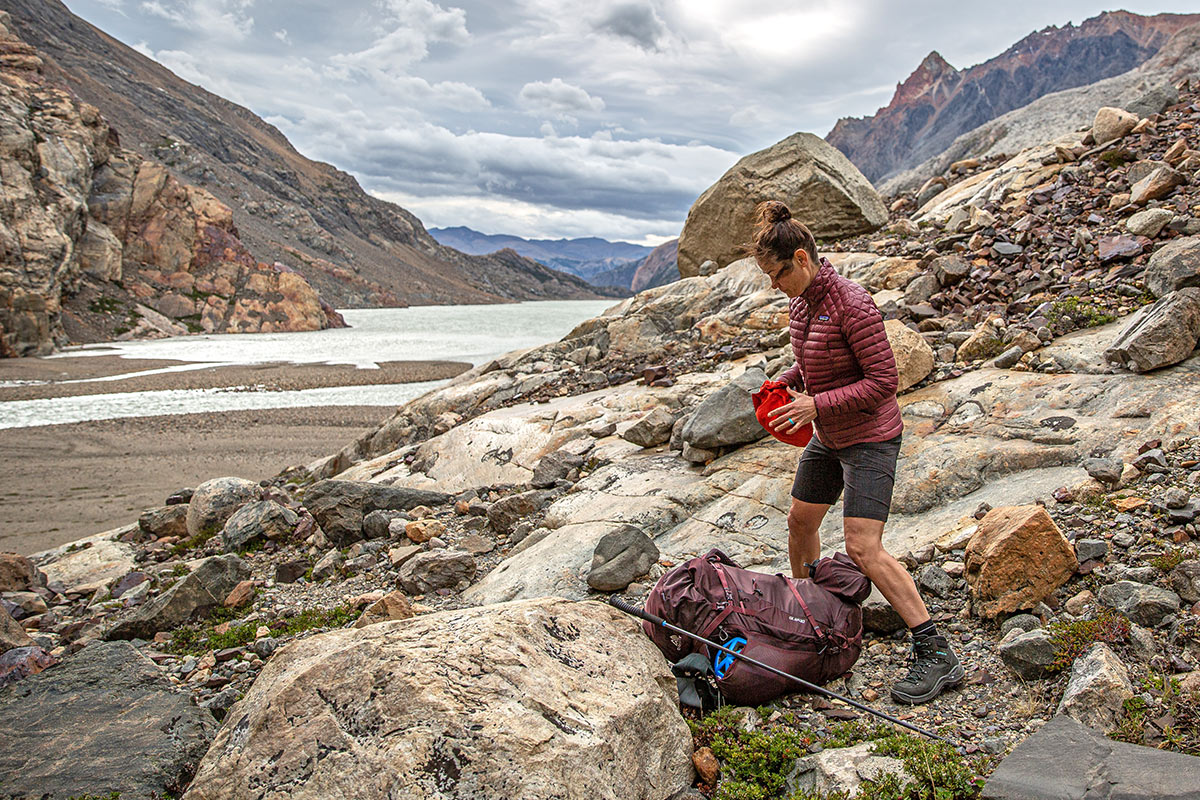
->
xmin=644 ymin=549 xmax=869 ymax=706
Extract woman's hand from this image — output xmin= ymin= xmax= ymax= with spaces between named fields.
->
xmin=766 ymin=387 xmax=816 ymax=432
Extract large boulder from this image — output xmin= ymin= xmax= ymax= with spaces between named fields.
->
xmin=221 ymin=499 xmax=299 ymax=552
xmin=487 ymin=488 xmax=557 ymax=534
xmin=1104 ymin=288 xmax=1200 ymax=372
xmin=0 ymin=641 xmax=216 ymax=799
xmin=1144 ymin=237 xmax=1200 ymax=297
xmin=884 ymin=319 xmax=935 ymax=392
xmin=303 ymin=480 xmax=451 ymax=547
xmin=681 ymin=368 xmax=769 ymax=450
xmin=982 ymin=714 xmax=1200 ymax=799
xmin=139 ymin=504 xmax=190 ymax=539
xmin=107 ymin=554 xmax=250 ymax=640
xmin=1056 ymin=643 xmax=1133 ymax=732
xmin=964 ymin=505 xmax=1077 ymax=619
xmin=677 ymin=132 xmax=887 ymax=276
xmin=1130 ymin=165 xmax=1186 ymax=206
xmin=183 ymin=598 xmax=693 ymax=800
xmin=186 ymin=477 xmax=261 ymax=539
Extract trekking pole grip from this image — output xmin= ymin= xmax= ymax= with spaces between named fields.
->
xmin=608 ymin=595 xmax=664 ymax=627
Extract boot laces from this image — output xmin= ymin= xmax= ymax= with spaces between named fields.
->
xmin=902 ymin=637 xmax=943 ymax=683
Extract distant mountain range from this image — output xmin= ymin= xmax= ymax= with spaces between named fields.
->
xmin=430 ymin=227 xmax=654 ymax=290
xmin=4 ymin=0 xmax=624 ymax=307
xmin=827 ymin=10 xmax=1200 ymax=185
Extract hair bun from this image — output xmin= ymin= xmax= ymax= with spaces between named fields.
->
xmin=756 ymin=200 xmax=792 ymax=227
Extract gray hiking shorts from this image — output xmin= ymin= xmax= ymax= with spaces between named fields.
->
xmin=791 ymin=433 xmax=902 ymax=522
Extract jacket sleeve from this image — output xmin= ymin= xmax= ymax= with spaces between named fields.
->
xmin=812 ymin=298 xmax=898 ymax=418
xmin=778 ymin=361 xmax=805 ymax=392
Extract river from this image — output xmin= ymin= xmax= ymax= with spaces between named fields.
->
xmin=1 ymin=300 xmax=615 ymax=428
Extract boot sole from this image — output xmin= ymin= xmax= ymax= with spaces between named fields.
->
xmin=889 ymin=663 xmax=965 ymax=705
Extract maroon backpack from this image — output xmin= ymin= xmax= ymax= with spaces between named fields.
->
xmin=643 ymin=549 xmax=870 ymax=706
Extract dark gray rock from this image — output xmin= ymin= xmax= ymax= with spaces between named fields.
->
xmin=992 ymin=242 xmax=1023 ymax=256
xmin=982 ymin=714 xmax=1200 ymax=799
xmin=933 ymin=254 xmax=970 ymax=286
xmin=0 ymin=641 xmax=216 ymax=799
xmin=1169 ymin=560 xmax=1200 ymax=604
xmin=395 ymin=550 xmax=477 ymax=594
xmin=1104 ymin=288 xmax=1200 ymax=373
xmin=998 ymin=613 xmax=1041 ymax=639
xmin=997 ymin=628 xmax=1057 ymax=680
xmin=107 ymin=554 xmax=250 ymax=640
xmin=587 ymin=525 xmax=660 ymax=592
xmin=621 ymin=407 xmax=677 ymax=449
xmin=274 ymin=558 xmax=309 ymax=584
xmin=1165 ymin=487 xmax=1191 ymax=509
xmin=221 ymin=500 xmax=299 ymax=552
xmin=1082 ymin=457 xmax=1123 ymax=485
xmin=681 ymin=368 xmax=769 ymax=450
xmin=917 ymin=564 xmax=955 ymax=599
xmin=992 ymin=345 xmax=1024 ymax=369
xmin=1133 ymin=448 xmax=1168 ymax=470
xmin=1097 ymin=581 xmax=1180 ymax=627
xmin=303 ymin=480 xmax=451 ymax=547
xmin=1074 ymin=538 xmax=1109 ymax=563
xmin=1143 ymin=236 xmax=1200 ymax=298
xmin=1168 ymin=503 xmax=1199 ymax=524
xmin=1127 ymin=83 xmax=1179 ymax=118
xmin=487 ymin=489 xmax=556 ymax=534
xmin=531 ymin=450 xmax=586 ymax=488
xmin=311 ymin=549 xmax=344 ymax=581
xmin=363 ymin=509 xmax=409 ymax=539
xmin=186 ymin=476 xmax=261 ymax=539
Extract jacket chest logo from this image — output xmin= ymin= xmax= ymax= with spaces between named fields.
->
xmin=817 ymin=315 xmax=831 ymax=321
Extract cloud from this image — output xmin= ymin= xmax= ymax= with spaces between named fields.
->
xmin=140 ymin=0 xmax=255 ymax=42
xmin=518 ymin=78 xmax=605 ymax=118
xmin=329 ymin=0 xmax=469 ymax=72
xmin=274 ymin=28 xmax=290 ymax=44
xmin=592 ymin=2 xmax=668 ymax=50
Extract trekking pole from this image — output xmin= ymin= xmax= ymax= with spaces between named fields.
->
xmin=608 ymin=595 xmax=963 ymax=750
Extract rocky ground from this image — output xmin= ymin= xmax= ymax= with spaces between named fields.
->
xmin=4 ymin=86 xmax=1200 ymax=800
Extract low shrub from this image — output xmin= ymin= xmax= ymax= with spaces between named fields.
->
xmin=1045 ymin=609 xmax=1130 ymax=673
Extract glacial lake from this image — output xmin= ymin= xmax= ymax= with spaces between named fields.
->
xmin=1 ymin=300 xmax=617 ymax=428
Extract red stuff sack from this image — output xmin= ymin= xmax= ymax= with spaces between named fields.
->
xmin=643 ymin=549 xmax=869 ymax=706
xmin=752 ymin=379 xmax=813 ymax=447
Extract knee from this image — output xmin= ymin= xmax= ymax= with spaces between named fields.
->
xmin=843 ymin=526 xmax=883 ymax=569
xmin=787 ymin=502 xmax=820 ymax=535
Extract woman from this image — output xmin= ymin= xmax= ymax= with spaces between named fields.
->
xmin=750 ymin=200 xmax=962 ymax=705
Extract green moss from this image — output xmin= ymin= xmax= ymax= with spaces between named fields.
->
xmin=1112 ymin=671 xmax=1200 ymax=755
xmin=1047 ymin=297 xmax=1116 ymax=330
xmin=688 ymin=711 xmax=989 ymax=800
xmin=170 ymin=529 xmax=219 ymax=556
xmin=1150 ymin=547 xmax=1187 ymax=572
xmin=68 ymin=793 xmax=122 ymax=800
xmin=88 ymin=296 xmax=122 ymax=314
xmin=277 ymin=605 xmax=359 ymax=636
xmin=1045 ymin=610 xmax=1130 ymax=673
xmin=1099 ymin=148 xmax=1136 ymax=169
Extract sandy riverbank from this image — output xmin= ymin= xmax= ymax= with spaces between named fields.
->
xmin=0 ymin=354 xmax=474 ymax=554
xmin=0 ymin=354 xmax=470 ymax=401
xmin=0 ymin=406 xmax=391 ymax=555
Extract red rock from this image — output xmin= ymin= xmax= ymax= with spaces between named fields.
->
xmin=224 ymin=580 xmax=256 ymax=609
xmin=0 ymin=553 xmax=37 ymax=592
xmin=964 ymin=505 xmax=1077 ymax=618
xmin=692 ymin=746 xmax=720 ymax=785
xmin=0 ymin=646 xmax=57 ymax=688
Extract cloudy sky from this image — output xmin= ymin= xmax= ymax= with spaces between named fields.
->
xmin=66 ymin=1 xmax=1200 ymax=244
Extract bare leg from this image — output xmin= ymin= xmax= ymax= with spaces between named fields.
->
xmin=843 ymin=516 xmax=930 ymax=627
xmin=787 ymin=499 xmax=830 ymax=578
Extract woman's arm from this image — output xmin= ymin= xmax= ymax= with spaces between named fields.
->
xmin=812 ymin=298 xmax=898 ymax=417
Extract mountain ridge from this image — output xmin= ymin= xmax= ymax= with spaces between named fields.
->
xmin=827 ymin=10 xmax=1200 ymax=185
xmin=4 ymin=0 xmax=624 ymax=308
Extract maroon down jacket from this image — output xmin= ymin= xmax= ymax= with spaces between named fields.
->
xmin=778 ymin=258 xmax=903 ymax=448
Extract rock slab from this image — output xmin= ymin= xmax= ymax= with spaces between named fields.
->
xmin=183 ymin=598 xmax=693 ymax=800
xmin=107 ymin=554 xmax=250 ymax=640
xmin=1056 ymin=643 xmax=1133 ymax=731
xmin=982 ymin=714 xmax=1200 ymax=799
xmin=0 ymin=641 xmax=216 ymax=799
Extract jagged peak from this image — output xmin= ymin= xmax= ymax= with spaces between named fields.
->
xmin=884 ymin=50 xmax=959 ymax=112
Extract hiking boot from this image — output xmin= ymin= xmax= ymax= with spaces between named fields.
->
xmin=889 ymin=634 xmax=964 ymax=705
